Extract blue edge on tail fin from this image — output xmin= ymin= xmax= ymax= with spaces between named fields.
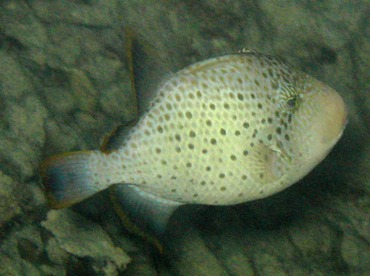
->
xmin=41 ymin=152 xmax=96 ymax=209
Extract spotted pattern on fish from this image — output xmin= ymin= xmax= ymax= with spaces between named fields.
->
xmin=43 ymin=50 xmax=346 ymax=210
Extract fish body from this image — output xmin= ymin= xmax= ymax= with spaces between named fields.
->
xmin=42 ymin=50 xmax=347 ymax=236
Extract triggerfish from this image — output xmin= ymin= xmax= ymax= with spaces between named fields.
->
xmin=41 ymin=49 xmax=347 ymax=245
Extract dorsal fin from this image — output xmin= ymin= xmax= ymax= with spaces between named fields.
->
xmin=124 ymin=28 xmax=174 ymax=114
xmin=125 ymin=27 xmax=139 ymax=116
xmin=100 ymin=120 xmax=137 ymax=153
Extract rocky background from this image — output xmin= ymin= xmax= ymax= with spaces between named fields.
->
xmin=0 ymin=0 xmax=369 ymax=275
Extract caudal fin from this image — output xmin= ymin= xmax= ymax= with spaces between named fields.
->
xmin=41 ymin=151 xmax=100 ymax=209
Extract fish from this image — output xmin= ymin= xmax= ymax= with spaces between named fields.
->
xmin=41 ymin=49 xmax=347 ymax=242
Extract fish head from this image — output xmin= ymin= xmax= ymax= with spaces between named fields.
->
xmin=278 ymin=72 xmax=348 ymax=184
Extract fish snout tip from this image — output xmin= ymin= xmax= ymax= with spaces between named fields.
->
xmin=319 ymin=88 xmax=348 ymax=144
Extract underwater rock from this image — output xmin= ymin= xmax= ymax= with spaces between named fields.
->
xmin=41 ymin=209 xmax=130 ymax=274
xmin=0 ymin=172 xmax=21 ymax=225
xmin=0 ymin=225 xmax=58 ymax=276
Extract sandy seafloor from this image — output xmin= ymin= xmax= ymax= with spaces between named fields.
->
xmin=0 ymin=1 xmax=369 ymax=275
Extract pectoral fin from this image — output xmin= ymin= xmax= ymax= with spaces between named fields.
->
xmin=248 ymin=142 xmax=286 ymax=184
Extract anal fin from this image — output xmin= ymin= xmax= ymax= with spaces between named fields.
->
xmin=110 ymin=185 xmax=183 ymax=251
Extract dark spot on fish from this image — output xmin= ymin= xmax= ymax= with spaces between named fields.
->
xmin=288 ymin=114 xmax=292 ymax=123
xmin=267 ymin=134 xmax=273 ymax=140
xmin=200 ymin=181 xmax=206 ymax=185
xmin=237 ymin=93 xmax=244 ymax=101
xmin=243 ymin=122 xmax=250 ymax=129
xmin=166 ymin=103 xmax=172 ymax=110
xmin=220 ymin=128 xmax=226 ymax=135
xmin=251 ymin=93 xmax=256 ymax=99
xmin=157 ymin=126 xmax=163 ymax=133
xmin=252 ymin=129 xmax=258 ymax=138
xmin=268 ymin=68 xmax=274 ymax=77
xmin=171 ymin=188 xmax=177 ymax=192
xmin=242 ymin=175 xmax=247 ymax=180
xmin=257 ymin=103 xmax=263 ymax=109
xmin=220 ymin=186 xmax=226 ymax=191
xmin=202 ymin=149 xmax=208 ymax=154
xmin=268 ymin=117 xmax=273 ymax=123
xmin=230 ymin=155 xmax=237 ymax=161
xmin=206 ymin=120 xmax=212 ymax=126
xmin=206 ymin=166 xmax=211 ymax=171
xmin=188 ymin=143 xmax=194 ymax=150
xmin=156 ymin=148 xmax=161 ymax=154
xmin=224 ymin=103 xmax=230 ymax=109
xmin=235 ymin=130 xmax=241 ymax=136
xmin=210 ymin=138 xmax=217 ymax=145
xmin=189 ymin=130 xmax=196 ymax=138
xmin=210 ymin=103 xmax=216 ymax=110
xmin=185 ymin=111 xmax=193 ymax=119
xmin=276 ymin=127 xmax=282 ymax=134
xmin=285 ymin=134 xmax=290 ymax=141
xmin=175 ymin=134 xmax=181 ymax=142
xmin=186 ymin=162 xmax=192 ymax=168
xmin=243 ymin=150 xmax=249 ymax=156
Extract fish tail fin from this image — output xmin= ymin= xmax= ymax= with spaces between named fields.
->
xmin=41 ymin=151 xmax=102 ymax=209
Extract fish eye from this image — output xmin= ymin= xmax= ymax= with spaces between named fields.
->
xmin=286 ymin=97 xmax=297 ymax=108
xmin=282 ymin=95 xmax=300 ymax=112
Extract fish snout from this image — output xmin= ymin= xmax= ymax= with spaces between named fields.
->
xmin=317 ymin=86 xmax=348 ymax=145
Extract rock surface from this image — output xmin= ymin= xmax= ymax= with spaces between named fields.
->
xmin=0 ymin=0 xmax=369 ymax=275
